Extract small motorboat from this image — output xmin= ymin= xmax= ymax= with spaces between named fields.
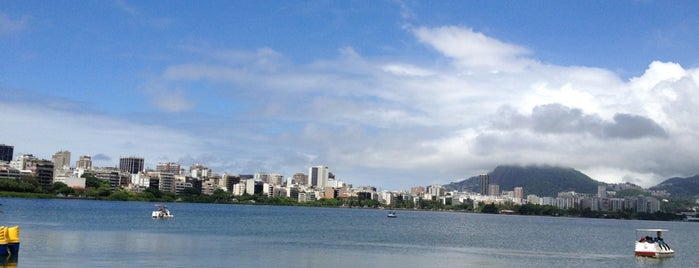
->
xmin=151 ymin=204 xmax=174 ymax=219
xmin=634 ymin=229 xmax=674 ymax=258
xmin=387 ymin=210 xmax=397 ymax=218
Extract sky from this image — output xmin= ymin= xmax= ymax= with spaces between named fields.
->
xmin=1 ymin=1 xmax=698 ymax=190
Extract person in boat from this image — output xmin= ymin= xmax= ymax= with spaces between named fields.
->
xmin=657 ymin=238 xmax=670 ymax=250
xmin=639 ymin=236 xmax=646 ymax=242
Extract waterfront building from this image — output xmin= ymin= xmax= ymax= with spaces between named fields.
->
xmin=147 ymin=172 xmax=176 ymax=193
xmin=174 ymin=181 xmax=193 ymax=195
xmin=479 ymin=174 xmax=489 ymax=195
xmin=26 ymin=159 xmax=54 ymax=190
xmin=222 ymin=173 xmax=241 ymax=192
xmin=309 ymin=166 xmax=329 ymax=189
xmin=0 ymin=164 xmax=20 ymax=180
xmin=0 ymin=144 xmax=13 ymax=163
xmin=76 ymin=155 xmax=92 ymax=169
xmin=89 ymin=168 xmax=126 ymax=189
xmin=119 ymin=157 xmax=144 ymax=174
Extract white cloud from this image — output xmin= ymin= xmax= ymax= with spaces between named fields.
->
xmin=0 ymin=101 xmax=204 ymax=168
xmin=5 ymin=24 xmax=699 ymax=190
xmin=0 ymin=13 xmax=29 ymax=34
xmin=140 ymin=80 xmax=195 ymax=112
xmin=413 ymin=26 xmax=536 ymax=73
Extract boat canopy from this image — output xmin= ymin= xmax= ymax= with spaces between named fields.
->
xmin=636 ymin=229 xmax=669 ymax=232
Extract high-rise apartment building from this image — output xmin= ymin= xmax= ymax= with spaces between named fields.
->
xmin=309 ymin=166 xmax=329 ymax=189
xmin=0 ymin=144 xmax=13 ymax=163
xmin=479 ymin=174 xmax=489 ymax=195
xmin=597 ymin=185 xmax=607 ymax=198
xmin=52 ymin=150 xmax=71 ymax=170
xmin=119 ymin=157 xmax=144 ymax=174
xmin=76 ymin=155 xmax=92 ymax=169
xmin=514 ymin=187 xmax=523 ymax=199
xmin=190 ymin=164 xmax=211 ymax=178
xmin=487 ymin=184 xmax=500 ymax=196
xmin=26 ymin=159 xmax=54 ymax=190
xmin=292 ymin=173 xmax=308 ymax=185
xmin=410 ymin=186 xmax=425 ymax=195
xmin=156 ymin=162 xmax=181 ymax=175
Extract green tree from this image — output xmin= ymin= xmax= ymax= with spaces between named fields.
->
xmin=52 ymin=181 xmax=74 ymax=196
xmin=480 ymin=203 xmax=499 ymax=214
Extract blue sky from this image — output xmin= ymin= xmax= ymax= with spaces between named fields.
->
xmin=1 ymin=1 xmax=698 ymax=190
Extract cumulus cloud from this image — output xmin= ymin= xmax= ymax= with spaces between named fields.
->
xmin=494 ymin=103 xmax=668 ymax=139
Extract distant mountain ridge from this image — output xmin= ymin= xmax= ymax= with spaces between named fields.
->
xmin=650 ymin=175 xmax=699 ymax=197
xmin=444 ymin=165 xmax=602 ymax=197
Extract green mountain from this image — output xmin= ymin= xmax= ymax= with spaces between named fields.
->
xmin=650 ymin=175 xmax=699 ymax=197
xmin=444 ymin=165 xmax=602 ymax=197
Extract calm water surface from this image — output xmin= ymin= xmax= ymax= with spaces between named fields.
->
xmin=1 ymin=198 xmax=697 ymax=267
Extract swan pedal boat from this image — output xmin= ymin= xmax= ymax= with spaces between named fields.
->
xmin=634 ymin=229 xmax=674 ymax=258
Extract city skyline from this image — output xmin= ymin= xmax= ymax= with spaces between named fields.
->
xmin=2 ymin=1 xmax=698 ymax=190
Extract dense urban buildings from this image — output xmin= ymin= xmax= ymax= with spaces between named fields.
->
xmin=0 ymin=142 xmax=667 ymax=215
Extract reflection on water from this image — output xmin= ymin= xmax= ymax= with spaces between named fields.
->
xmin=0 ymin=255 xmax=17 ymax=268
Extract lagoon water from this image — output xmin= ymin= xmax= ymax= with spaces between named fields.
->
xmin=2 ymin=198 xmax=698 ymax=267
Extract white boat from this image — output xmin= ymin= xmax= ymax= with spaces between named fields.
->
xmin=151 ymin=204 xmax=174 ymax=219
xmin=634 ymin=229 xmax=674 ymax=258
xmin=387 ymin=210 xmax=397 ymax=218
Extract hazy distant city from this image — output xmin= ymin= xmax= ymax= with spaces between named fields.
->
xmin=0 ymin=143 xmax=665 ymax=214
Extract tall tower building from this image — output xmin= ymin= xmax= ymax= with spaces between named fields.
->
xmin=479 ymin=174 xmax=489 ymax=195
xmin=52 ymin=150 xmax=71 ymax=170
xmin=309 ymin=166 xmax=329 ymax=189
xmin=119 ymin=157 xmax=144 ymax=174
xmin=0 ymin=144 xmax=13 ymax=163
xmin=76 ymin=155 xmax=92 ymax=169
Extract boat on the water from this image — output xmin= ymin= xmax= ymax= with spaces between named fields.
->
xmin=634 ymin=229 xmax=674 ymax=258
xmin=151 ymin=204 xmax=174 ymax=219
xmin=387 ymin=210 xmax=397 ymax=218
xmin=0 ymin=225 xmax=20 ymax=256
